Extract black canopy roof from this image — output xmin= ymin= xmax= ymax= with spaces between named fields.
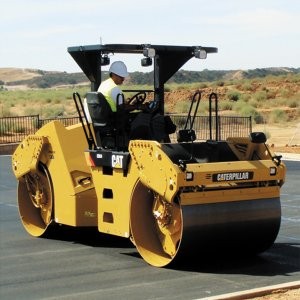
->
xmin=68 ymin=43 xmax=217 ymax=90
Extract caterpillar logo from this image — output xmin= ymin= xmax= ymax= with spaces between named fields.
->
xmin=213 ymin=171 xmax=253 ymax=182
xmin=111 ymin=154 xmax=124 ymax=168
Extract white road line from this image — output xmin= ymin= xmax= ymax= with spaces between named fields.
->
xmin=282 ymin=217 xmax=300 ymax=223
xmin=0 ymin=246 xmax=90 ymax=260
xmin=282 ymin=205 xmax=300 ymax=208
xmin=278 ymin=235 xmax=300 ymax=241
xmin=0 ymin=202 xmax=18 ymax=208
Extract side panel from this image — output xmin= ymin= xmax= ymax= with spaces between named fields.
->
xmin=36 ymin=121 xmax=98 ymax=226
xmin=89 ymin=162 xmax=139 ymax=238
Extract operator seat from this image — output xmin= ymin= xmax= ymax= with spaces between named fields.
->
xmin=84 ymin=92 xmax=116 ymax=148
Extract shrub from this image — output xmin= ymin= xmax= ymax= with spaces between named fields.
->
xmin=219 ymin=100 xmax=233 ymax=111
xmin=197 ymin=101 xmax=209 ymax=113
xmin=245 ymin=107 xmax=264 ymax=124
xmin=233 ymin=101 xmax=264 ymax=124
xmin=43 ymin=105 xmax=65 ymax=118
xmin=24 ymin=107 xmax=40 ymax=116
xmin=227 ymin=90 xmax=241 ymax=102
xmin=174 ymin=100 xmax=190 ymax=113
xmin=268 ymin=109 xmax=288 ymax=123
xmin=266 ymin=90 xmax=277 ymax=99
xmin=287 ymin=98 xmax=299 ymax=108
xmin=240 ymin=94 xmax=251 ymax=102
xmin=164 ymin=86 xmax=171 ymax=92
xmin=198 ymin=83 xmax=208 ymax=89
xmin=241 ymin=82 xmax=253 ymax=91
xmin=232 ymin=100 xmax=246 ymax=111
xmin=254 ymin=90 xmax=267 ymax=102
xmin=280 ymin=89 xmax=293 ymax=98
xmin=216 ymin=81 xmax=225 ymax=87
xmin=247 ymin=97 xmax=257 ymax=108
xmin=0 ymin=104 xmax=17 ymax=117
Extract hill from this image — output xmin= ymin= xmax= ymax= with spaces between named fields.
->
xmin=1 ymin=67 xmax=299 ymax=89
xmin=0 ymin=68 xmax=42 ymax=82
xmin=0 ymin=68 xmax=299 ymax=151
xmin=0 ymin=68 xmax=87 ymax=89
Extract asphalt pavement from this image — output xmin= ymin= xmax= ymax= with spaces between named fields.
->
xmin=0 ymin=155 xmax=299 ymax=300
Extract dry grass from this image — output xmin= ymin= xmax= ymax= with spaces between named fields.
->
xmin=0 ymin=68 xmax=41 ymax=82
xmin=1 ymin=70 xmax=299 ymax=153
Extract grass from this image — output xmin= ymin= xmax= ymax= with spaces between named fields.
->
xmin=268 ymin=109 xmax=289 ymax=123
xmin=0 ymin=86 xmax=89 ymax=118
xmin=0 ymin=74 xmax=299 ymax=123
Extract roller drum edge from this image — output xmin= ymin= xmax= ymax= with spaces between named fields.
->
xmin=17 ymin=163 xmax=54 ymax=237
xmin=179 ymin=197 xmax=281 ymax=257
xmin=130 ymin=182 xmax=281 ymax=267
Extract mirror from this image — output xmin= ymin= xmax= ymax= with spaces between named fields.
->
xmin=141 ymin=57 xmax=152 ymax=66
xmin=101 ymin=55 xmax=110 ymax=66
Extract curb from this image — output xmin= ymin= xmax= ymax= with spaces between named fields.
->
xmin=0 ymin=143 xmax=18 ymax=155
xmin=277 ymin=152 xmax=300 ymax=161
xmin=199 ymin=281 xmax=300 ymax=300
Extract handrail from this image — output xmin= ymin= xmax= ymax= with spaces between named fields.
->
xmin=184 ymin=91 xmax=201 ymax=131
xmin=208 ymin=92 xmax=219 ymax=141
xmin=72 ymin=92 xmax=97 ymax=149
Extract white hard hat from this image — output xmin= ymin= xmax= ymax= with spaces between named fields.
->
xmin=109 ymin=61 xmax=129 ymax=78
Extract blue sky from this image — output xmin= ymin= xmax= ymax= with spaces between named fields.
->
xmin=1 ymin=0 xmax=300 ymax=73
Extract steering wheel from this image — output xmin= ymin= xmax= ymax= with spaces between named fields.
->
xmin=127 ymin=91 xmax=147 ymax=105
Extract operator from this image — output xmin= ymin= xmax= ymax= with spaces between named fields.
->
xmin=88 ymin=61 xmax=138 ymax=148
xmin=84 ymin=60 xmax=148 ymax=148
xmin=98 ymin=61 xmax=129 ymax=111
xmin=98 ymin=61 xmax=173 ymax=143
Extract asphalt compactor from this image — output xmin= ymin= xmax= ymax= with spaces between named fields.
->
xmin=12 ymin=43 xmax=286 ymax=267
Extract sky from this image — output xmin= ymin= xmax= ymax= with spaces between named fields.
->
xmin=1 ymin=0 xmax=300 ymax=73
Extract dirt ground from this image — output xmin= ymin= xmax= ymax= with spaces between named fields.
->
xmin=252 ymin=123 xmax=300 ymax=154
xmin=250 ymin=288 xmax=300 ymax=300
xmin=164 ymin=87 xmax=300 ymax=155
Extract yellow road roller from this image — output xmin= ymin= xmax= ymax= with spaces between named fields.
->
xmin=12 ymin=43 xmax=286 ymax=267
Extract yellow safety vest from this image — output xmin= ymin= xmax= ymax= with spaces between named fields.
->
xmin=98 ymin=78 xmax=121 ymax=112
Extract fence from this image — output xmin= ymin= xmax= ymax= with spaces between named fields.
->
xmin=169 ymin=115 xmax=252 ymax=141
xmin=0 ymin=115 xmax=80 ymax=144
xmin=0 ymin=115 xmax=252 ymax=144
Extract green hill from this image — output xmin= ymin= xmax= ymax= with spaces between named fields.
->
xmin=1 ymin=67 xmax=299 ymax=89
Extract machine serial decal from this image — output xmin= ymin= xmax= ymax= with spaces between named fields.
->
xmin=84 ymin=211 xmax=96 ymax=218
xmin=213 ymin=171 xmax=254 ymax=182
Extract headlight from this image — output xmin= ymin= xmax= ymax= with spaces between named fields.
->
xmin=186 ymin=172 xmax=194 ymax=181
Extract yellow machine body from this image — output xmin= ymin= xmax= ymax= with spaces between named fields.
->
xmin=12 ymin=124 xmax=285 ymax=266
xmin=12 ymin=121 xmax=98 ymax=236
xmin=11 ymin=43 xmax=286 ymax=267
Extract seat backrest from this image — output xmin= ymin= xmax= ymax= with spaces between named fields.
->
xmin=85 ymin=92 xmax=113 ymax=125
